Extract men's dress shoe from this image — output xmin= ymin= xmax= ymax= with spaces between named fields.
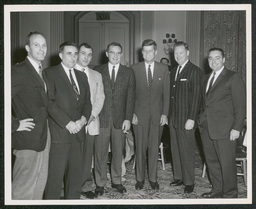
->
xmin=201 ymin=191 xmax=223 ymax=198
xmin=111 ymin=183 xmax=127 ymax=194
xmin=81 ymin=191 xmax=97 ymax=199
xmin=95 ymin=186 xmax=104 ymax=196
xmin=170 ymin=179 xmax=183 ymax=186
xmin=149 ymin=181 xmax=159 ymax=190
xmin=184 ymin=184 xmax=194 ymax=193
xmin=135 ymin=181 xmax=144 ymax=190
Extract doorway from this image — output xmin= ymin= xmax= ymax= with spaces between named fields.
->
xmin=77 ymin=11 xmax=130 ymax=67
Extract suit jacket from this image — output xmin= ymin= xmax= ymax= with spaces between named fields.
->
xmin=94 ymin=63 xmax=135 ymax=129
xmin=44 ymin=63 xmax=92 ymax=143
xmin=84 ymin=68 xmax=105 ymax=135
xmin=131 ymin=61 xmax=170 ymax=125
xmin=198 ymin=68 xmax=246 ymax=139
xmin=169 ymin=61 xmax=203 ymax=129
xmin=12 ymin=57 xmax=48 ymax=151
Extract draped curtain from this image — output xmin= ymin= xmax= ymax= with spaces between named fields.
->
xmin=203 ymin=11 xmax=246 ymax=81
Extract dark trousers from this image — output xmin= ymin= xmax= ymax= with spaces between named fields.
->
xmin=81 ymin=133 xmax=94 ymax=192
xmin=44 ymin=138 xmax=83 ymax=199
xmin=200 ymin=121 xmax=238 ymax=198
xmin=169 ymin=120 xmax=196 ymax=185
xmin=133 ymin=118 xmax=163 ymax=183
xmin=94 ymin=118 xmax=125 ymax=186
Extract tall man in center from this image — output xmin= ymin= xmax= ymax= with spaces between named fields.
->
xmin=94 ymin=42 xmax=135 ymax=195
xmin=131 ymin=39 xmax=170 ymax=190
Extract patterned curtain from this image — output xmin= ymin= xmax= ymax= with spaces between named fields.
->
xmin=203 ymin=11 xmax=246 ymax=81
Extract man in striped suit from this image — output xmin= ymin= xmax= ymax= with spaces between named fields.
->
xmin=169 ymin=41 xmax=203 ymax=193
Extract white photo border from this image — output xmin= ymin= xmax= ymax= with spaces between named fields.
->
xmin=4 ymin=3 xmax=252 ymax=206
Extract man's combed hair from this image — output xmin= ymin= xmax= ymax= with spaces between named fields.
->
xmin=59 ymin=41 xmax=78 ymax=53
xmin=106 ymin=42 xmax=123 ymax=53
xmin=142 ymin=39 xmax=157 ymax=50
xmin=79 ymin=42 xmax=93 ymax=52
xmin=174 ymin=41 xmax=189 ymax=50
xmin=26 ymin=31 xmax=45 ymax=46
xmin=209 ymin=47 xmax=225 ymax=58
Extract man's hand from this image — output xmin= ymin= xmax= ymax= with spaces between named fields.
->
xmin=87 ymin=115 xmax=95 ymax=125
xmin=17 ymin=118 xmax=35 ymax=131
xmin=132 ymin=114 xmax=138 ymax=125
xmin=122 ymin=120 xmax=131 ymax=134
xmin=185 ymin=119 xmax=195 ymax=130
xmin=160 ymin=115 xmax=168 ymax=126
xmin=230 ymin=129 xmax=240 ymax=141
xmin=66 ymin=121 xmax=80 ymax=134
xmin=75 ymin=116 xmax=87 ymax=131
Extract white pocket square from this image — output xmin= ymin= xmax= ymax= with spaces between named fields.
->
xmin=180 ymin=79 xmax=187 ymax=81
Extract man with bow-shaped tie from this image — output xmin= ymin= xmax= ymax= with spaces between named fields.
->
xmin=198 ymin=47 xmax=246 ymax=198
xmin=44 ymin=41 xmax=92 ymax=199
xmin=169 ymin=41 xmax=203 ymax=194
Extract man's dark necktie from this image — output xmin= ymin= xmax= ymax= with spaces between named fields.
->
xmin=148 ymin=65 xmax=153 ymax=88
xmin=69 ymin=69 xmax=79 ymax=100
xmin=39 ymin=65 xmax=46 ymax=91
xmin=206 ymin=71 xmax=216 ymax=96
xmin=175 ymin=65 xmax=181 ymax=81
xmin=111 ymin=66 xmax=115 ymax=89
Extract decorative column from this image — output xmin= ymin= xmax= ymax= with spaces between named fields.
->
xmin=186 ymin=11 xmax=201 ymax=67
xmin=50 ymin=12 xmax=64 ymax=65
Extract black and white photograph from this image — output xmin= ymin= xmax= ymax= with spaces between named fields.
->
xmin=2 ymin=2 xmax=254 ymax=207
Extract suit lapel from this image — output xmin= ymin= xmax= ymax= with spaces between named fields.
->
xmin=59 ymin=64 xmax=78 ymax=100
xmin=176 ymin=61 xmax=190 ymax=80
xmin=209 ymin=68 xmax=227 ymax=93
xmin=25 ymin=58 xmax=45 ymax=89
xmin=152 ymin=62 xmax=161 ymax=87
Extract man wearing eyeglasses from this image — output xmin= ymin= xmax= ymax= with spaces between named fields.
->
xmin=93 ymin=42 xmax=135 ymax=195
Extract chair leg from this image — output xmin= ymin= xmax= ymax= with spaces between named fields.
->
xmin=160 ymin=142 xmax=165 ymax=170
xmin=242 ymin=159 xmax=247 ymax=186
xmin=202 ymin=163 xmax=206 ymax=178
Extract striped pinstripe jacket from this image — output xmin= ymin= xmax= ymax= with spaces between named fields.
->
xmin=169 ymin=61 xmax=203 ymax=129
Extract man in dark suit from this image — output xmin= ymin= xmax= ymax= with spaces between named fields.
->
xmin=169 ymin=41 xmax=203 ymax=193
xmin=93 ymin=42 xmax=135 ymax=195
xmin=131 ymin=39 xmax=170 ymax=190
xmin=199 ymin=47 xmax=246 ymax=198
xmin=11 ymin=31 xmax=50 ymax=199
xmin=44 ymin=41 xmax=91 ymax=199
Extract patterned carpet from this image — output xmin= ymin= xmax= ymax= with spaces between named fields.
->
xmin=80 ymin=146 xmax=247 ymax=200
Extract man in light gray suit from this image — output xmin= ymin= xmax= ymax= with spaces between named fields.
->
xmin=75 ymin=43 xmax=105 ymax=199
xmin=131 ymin=39 xmax=170 ymax=190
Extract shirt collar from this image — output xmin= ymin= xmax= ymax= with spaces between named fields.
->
xmin=27 ymin=56 xmax=41 ymax=73
xmin=179 ymin=60 xmax=189 ymax=70
xmin=108 ymin=62 xmax=120 ymax=70
xmin=212 ymin=66 xmax=224 ymax=77
xmin=75 ymin=63 xmax=89 ymax=73
xmin=144 ymin=61 xmax=155 ymax=69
